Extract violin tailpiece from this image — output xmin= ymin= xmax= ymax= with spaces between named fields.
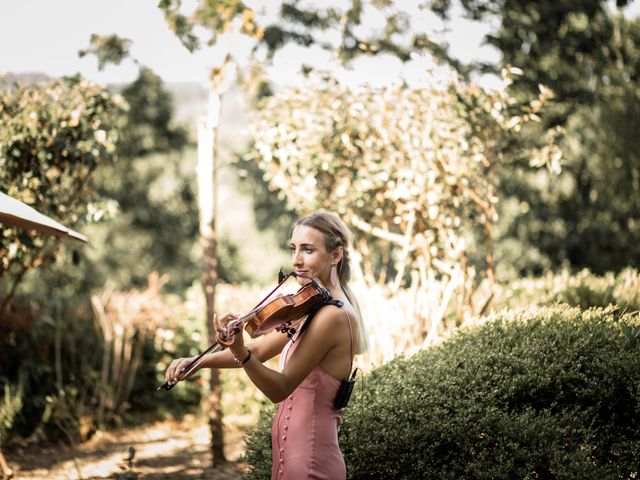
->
xmin=275 ymin=320 xmax=297 ymax=339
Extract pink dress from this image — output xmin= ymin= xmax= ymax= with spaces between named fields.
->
xmin=271 ymin=333 xmax=345 ymax=480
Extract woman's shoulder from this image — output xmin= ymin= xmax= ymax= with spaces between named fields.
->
xmin=309 ymin=302 xmax=354 ymax=329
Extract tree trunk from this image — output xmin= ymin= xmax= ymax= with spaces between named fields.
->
xmin=198 ymin=89 xmax=225 ymax=466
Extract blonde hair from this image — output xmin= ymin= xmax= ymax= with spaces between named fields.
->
xmin=295 ymin=211 xmax=368 ymax=354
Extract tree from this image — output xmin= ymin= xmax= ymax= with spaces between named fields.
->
xmin=162 ymin=0 xmax=460 ymax=244
xmin=78 ymin=34 xmax=134 ymax=71
xmin=0 ymin=76 xmax=123 ymax=316
xmin=158 ymin=2 xmax=240 ymax=462
xmin=431 ymin=0 xmax=634 ymax=111
xmin=428 ymin=0 xmax=640 ymax=274
xmin=88 ymin=66 xmax=199 ymax=294
xmin=248 ymin=63 xmax=560 ymax=363
xmin=157 ymin=0 xmax=439 ymax=463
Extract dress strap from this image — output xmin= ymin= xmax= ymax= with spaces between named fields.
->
xmin=296 ymin=299 xmax=344 ymax=338
xmin=344 ymin=309 xmax=355 ymax=372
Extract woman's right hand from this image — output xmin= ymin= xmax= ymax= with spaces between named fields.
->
xmin=165 ymin=356 xmax=198 ymax=385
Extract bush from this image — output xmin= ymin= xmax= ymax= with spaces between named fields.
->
xmin=244 ymin=305 xmax=640 ymax=479
xmin=243 ymin=401 xmax=277 ymax=480
xmin=0 ymin=285 xmax=204 ymax=445
xmin=493 ymin=268 xmax=640 ymax=314
xmin=0 ymin=378 xmax=24 ymax=447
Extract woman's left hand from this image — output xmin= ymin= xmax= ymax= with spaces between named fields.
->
xmin=213 ymin=313 xmax=245 ymax=355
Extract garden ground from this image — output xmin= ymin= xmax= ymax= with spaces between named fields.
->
xmin=4 ymin=415 xmax=246 ymax=479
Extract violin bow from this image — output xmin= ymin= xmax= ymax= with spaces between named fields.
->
xmin=158 ymin=269 xmax=298 ymax=391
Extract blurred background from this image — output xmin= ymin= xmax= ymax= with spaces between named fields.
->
xmin=1 ymin=0 xmax=639 ymax=478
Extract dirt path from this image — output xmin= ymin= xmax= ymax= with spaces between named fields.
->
xmin=4 ymin=415 xmax=248 ymax=479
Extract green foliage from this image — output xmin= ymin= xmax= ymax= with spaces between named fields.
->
xmin=0 ymin=377 xmax=24 ymax=447
xmin=158 ymin=0 xmax=254 ymax=52
xmin=430 ymin=0 xmax=634 ymax=104
xmin=233 ymin=148 xmax=297 ymax=247
xmin=493 ymin=267 xmax=640 ymax=314
xmin=85 ymin=151 xmax=200 ymax=292
xmin=126 ymin=288 xmax=204 ymax=422
xmin=82 ymin=67 xmax=246 ymax=293
xmin=117 ymin=67 xmax=189 ymax=158
xmin=0 ymin=76 xmax=123 ymax=283
xmin=83 ymin=67 xmax=198 ymax=293
xmin=242 ymin=401 xmax=276 ymax=480
xmin=159 ymin=1 xmax=464 ymax=247
xmin=159 ymin=0 xmax=426 ymax=66
xmin=244 ymin=305 xmax=640 ymax=478
xmin=0 ymin=284 xmax=204 ymax=444
xmin=78 ymin=34 xmax=133 ymax=71
xmin=0 ymin=77 xmax=121 ymax=207
xmin=271 ymin=2 xmax=422 ymax=63
xmin=249 ymin=69 xmax=558 ymax=288
xmin=497 ymin=90 xmax=640 ymax=275
xmin=429 ymin=0 xmax=640 ymax=275
xmin=1 ymin=299 xmax=105 ymax=443
xmin=0 ymin=69 xmax=204 ymax=443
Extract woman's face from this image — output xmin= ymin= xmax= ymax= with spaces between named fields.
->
xmin=290 ymin=225 xmax=335 ymax=286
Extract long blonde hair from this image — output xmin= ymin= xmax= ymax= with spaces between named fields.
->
xmin=294 ymin=211 xmax=368 ymax=354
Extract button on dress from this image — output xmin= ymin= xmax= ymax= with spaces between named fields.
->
xmin=271 ymin=331 xmax=345 ymax=480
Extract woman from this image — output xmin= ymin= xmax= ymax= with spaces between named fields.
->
xmin=165 ymin=211 xmax=367 ymax=479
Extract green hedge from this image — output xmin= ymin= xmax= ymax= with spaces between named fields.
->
xmin=244 ymin=306 xmax=640 ymax=479
xmin=493 ymin=267 xmax=640 ymax=313
xmin=243 ymin=401 xmax=277 ymax=480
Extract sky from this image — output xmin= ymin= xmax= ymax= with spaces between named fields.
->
xmin=0 ymin=1 xmax=210 ymax=84
xmin=1 ymin=1 xmax=638 ymax=89
xmin=0 ymin=0 xmax=502 ymax=87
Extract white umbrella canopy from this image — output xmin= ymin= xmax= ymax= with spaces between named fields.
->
xmin=0 ymin=191 xmax=88 ymax=242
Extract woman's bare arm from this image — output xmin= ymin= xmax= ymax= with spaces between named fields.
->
xmin=164 ymin=328 xmax=289 ymax=384
xmin=236 ymin=307 xmax=343 ymax=403
xmin=201 ymin=329 xmax=289 ymax=368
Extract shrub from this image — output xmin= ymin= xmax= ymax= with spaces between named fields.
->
xmin=493 ymin=268 xmax=640 ymax=314
xmin=243 ymin=401 xmax=277 ymax=480
xmin=0 ymin=378 xmax=24 ymax=447
xmin=244 ymin=305 xmax=640 ymax=479
xmin=0 ymin=286 xmax=203 ymax=445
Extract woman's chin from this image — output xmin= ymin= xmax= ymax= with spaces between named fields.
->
xmin=295 ymin=276 xmax=313 ymax=286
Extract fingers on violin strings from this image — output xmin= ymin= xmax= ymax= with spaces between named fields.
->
xmin=214 ymin=314 xmax=227 ymax=339
xmin=216 ymin=330 xmax=229 ymax=344
xmin=216 ymin=313 xmax=231 ymax=329
xmin=217 ymin=313 xmax=232 ymax=331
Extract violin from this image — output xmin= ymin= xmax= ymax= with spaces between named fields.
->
xmin=158 ymin=270 xmax=332 ymax=391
